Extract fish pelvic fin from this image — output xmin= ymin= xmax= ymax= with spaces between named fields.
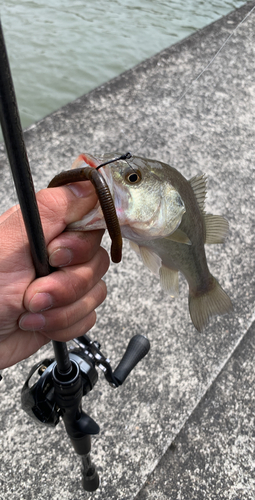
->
xmin=204 ymin=214 xmax=229 ymax=244
xmin=129 ymin=242 xmax=161 ymax=276
xmin=189 ymin=275 xmax=233 ymax=332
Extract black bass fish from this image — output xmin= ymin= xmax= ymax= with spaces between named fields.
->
xmin=68 ymin=152 xmax=233 ymax=331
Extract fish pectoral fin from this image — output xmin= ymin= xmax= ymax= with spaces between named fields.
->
xmin=129 ymin=242 xmax=161 ymax=276
xmin=159 ymin=265 xmax=179 ymax=297
xmin=165 ymin=229 xmax=191 ymax=245
xmin=204 ymin=214 xmax=229 ymax=244
xmin=189 ymin=174 xmax=207 ymax=213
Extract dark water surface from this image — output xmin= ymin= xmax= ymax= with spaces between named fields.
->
xmin=1 ymin=1 xmax=245 ymax=135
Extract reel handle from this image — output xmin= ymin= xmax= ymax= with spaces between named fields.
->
xmin=113 ymin=334 xmax=150 ymax=385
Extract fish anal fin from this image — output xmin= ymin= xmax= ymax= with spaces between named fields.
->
xmin=204 ymin=214 xmax=229 ymax=244
xmin=189 ymin=276 xmax=233 ymax=331
xmin=159 ymin=265 xmax=179 ymax=297
xmin=189 ymin=174 xmax=207 ymax=212
xmin=166 ymin=229 xmax=191 ymax=245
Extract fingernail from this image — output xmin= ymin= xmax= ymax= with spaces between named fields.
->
xmin=19 ymin=313 xmax=46 ymax=331
xmin=67 ymin=183 xmax=94 ymax=198
xmin=29 ymin=292 xmax=53 ymax=313
xmin=49 ymin=247 xmax=73 ymax=267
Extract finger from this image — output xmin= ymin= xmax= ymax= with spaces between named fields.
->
xmin=48 ymin=229 xmax=105 ymax=268
xmin=23 ymin=247 xmax=109 ymax=312
xmin=44 ymin=311 xmax=97 ymax=343
xmin=0 ymin=204 xmax=19 ymax=224
xmin=37 ymin=181 xmax=99 ymax=245
xmin=0 ymin=309 xmax=97 ymax=369
xmin=0 ymin=181 xmax=99 ymax=260
xmin=19 ymin=280 xmax=106 ymax=333
xmin=0 ymin=329 xmax=50 ymax=370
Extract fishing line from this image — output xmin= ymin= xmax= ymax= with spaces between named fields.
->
xmin=176 ymin=4 xmax=255 ymax=104
xmin=136 ymin=4 xmax=255 ymax=152
xmin=96 ymin=151 xmax=132 ymax=170
xmin=96 ymin=151 xmax=141 ymax=179
xmin=69 ymin=7 xmax=255 ymax=163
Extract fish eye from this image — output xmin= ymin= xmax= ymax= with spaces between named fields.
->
xmin=125 ymin=170 xmax=142 ymax=184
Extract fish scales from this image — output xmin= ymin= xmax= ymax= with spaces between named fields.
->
xmin=67 ymin=152 xmax=233 ymax=331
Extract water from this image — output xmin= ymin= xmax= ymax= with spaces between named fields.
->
xmin=1 ymin=0 xmax=245 ymax=136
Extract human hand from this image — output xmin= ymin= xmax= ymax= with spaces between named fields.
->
xmin=0 ymin=181 xmax=109 ymax=370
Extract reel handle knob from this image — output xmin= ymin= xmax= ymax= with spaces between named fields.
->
xmin=113 ymin=334 xmax=150 ymax=386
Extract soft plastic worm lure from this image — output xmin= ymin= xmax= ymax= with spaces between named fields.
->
xmin=48 ymin=165 xmax=122 ymax=263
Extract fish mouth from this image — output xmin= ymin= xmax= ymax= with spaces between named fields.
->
xmin=97 ymin=164 xmax=113 ymax=193
xmin=98 ymin=164 xmax=130 ymax=220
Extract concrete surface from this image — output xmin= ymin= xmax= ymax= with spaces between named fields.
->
xmin=135 ymin=320 xmax=255 ymax=500
xmin=0 ymin=2 xmax=255 ymax=499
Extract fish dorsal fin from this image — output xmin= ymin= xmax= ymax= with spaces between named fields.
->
xmin=129 ymin=241 xmax=161 ymax=276
xmin=189 ymin=174 xmax=207 ymax=212
xmin=166 ymin=229 xmax=191 ymax=245
xmin=159 ymin=265 xmax=179 ymax=297
xmin=204 ymin=214 xmax=229 ymax=244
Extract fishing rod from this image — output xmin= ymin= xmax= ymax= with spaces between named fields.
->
xmin=0 ymin=19 xmax=150 ymax=491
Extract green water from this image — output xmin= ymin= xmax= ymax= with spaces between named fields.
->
xmin=1 ymin=1 xmax=245 ymax=135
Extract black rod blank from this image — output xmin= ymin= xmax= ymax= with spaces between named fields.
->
xmin=0 ymin=19 xmax=50 ymax=278
xmin=0 ymin=19 xmax=71 ymax=374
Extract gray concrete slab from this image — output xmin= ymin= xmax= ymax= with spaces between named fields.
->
xmin=0 ymin=2 xmax=255 ymax=499
xmin=135 ymin=320 xmax=255 ymax=500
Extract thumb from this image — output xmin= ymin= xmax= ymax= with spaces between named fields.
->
xmin=36 ymin=181 xmax=98 ymax=245
xmin=0 ymin=181 xmax=98 ymax=270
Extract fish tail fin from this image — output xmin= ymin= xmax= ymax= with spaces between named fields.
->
xmin=189 ymin=275 xmax=233 ymax=332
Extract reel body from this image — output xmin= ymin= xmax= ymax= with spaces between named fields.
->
xmin=21 ymin=334 xmax=150 ymax=491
